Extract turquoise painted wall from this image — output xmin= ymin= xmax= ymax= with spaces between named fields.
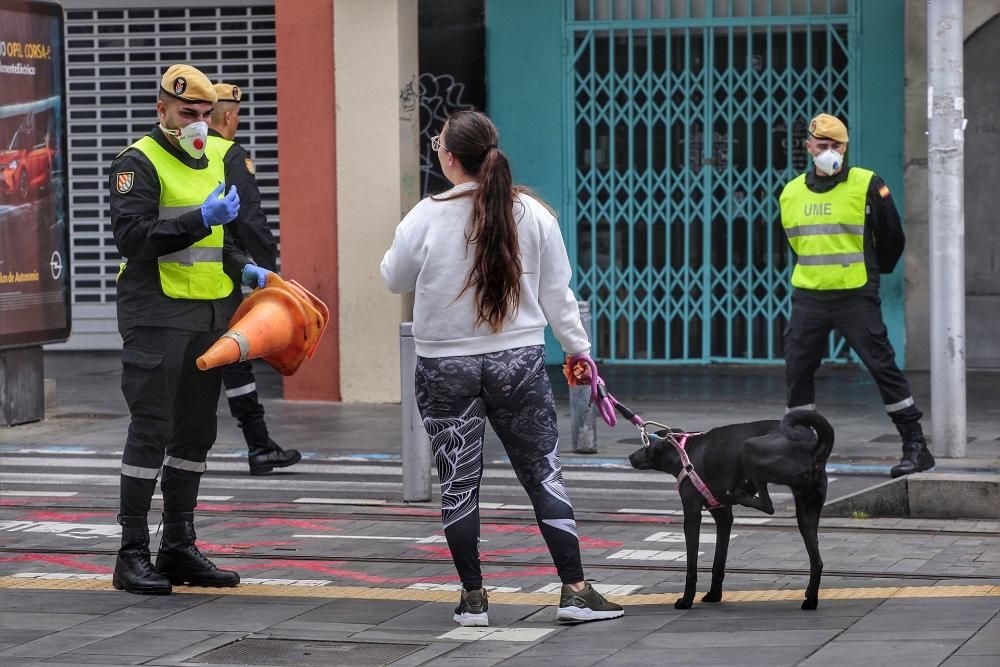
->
xmin=858 ymin=0 xmax=907 ymax=366
xmin=486 ymin=0 xmax=568 ymax=363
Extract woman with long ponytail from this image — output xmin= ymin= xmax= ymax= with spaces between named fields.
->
xmin=382 ymin=111 xmax=623 ymax=627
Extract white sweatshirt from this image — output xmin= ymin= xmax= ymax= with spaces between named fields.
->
xmin=380 ymin=183 xmax=590 ymax=358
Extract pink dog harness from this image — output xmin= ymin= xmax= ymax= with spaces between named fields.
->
xmin=669 ymin=431 xmax=723 ymax=509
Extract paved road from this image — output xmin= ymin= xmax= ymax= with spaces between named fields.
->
xmin=0 ymin=352 xmax=996 ymax=665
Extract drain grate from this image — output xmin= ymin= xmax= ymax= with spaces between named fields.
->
xmin=190 ymin=638 xmax=425 ymax=666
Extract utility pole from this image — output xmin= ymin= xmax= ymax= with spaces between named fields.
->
xmin=927 ymin=0 xmax=966 ymax=457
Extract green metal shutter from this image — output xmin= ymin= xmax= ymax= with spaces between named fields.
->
xmin=566 ymin=0 xmax=859 ymax=364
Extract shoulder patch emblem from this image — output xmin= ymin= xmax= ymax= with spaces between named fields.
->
xmin=878 ymin=184 xmax=890 ymax=199
xmin=116 ymin=171 xmax=135 ymax=194
xmin=244 ymin=158 xmax=256 ymax=175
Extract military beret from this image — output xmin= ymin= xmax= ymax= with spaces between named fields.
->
xmin=213 ymin=82 xmax=242 ymax=104
xmin=808 ymin=113 xmax=848 ymax=143
xmin=160 ymin=64 xmax=217 ymax=103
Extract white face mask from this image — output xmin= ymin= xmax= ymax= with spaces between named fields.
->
xmin=161 ymin=121 xmax=209 ymax=159
xmin=813 ymin=148 xmax=843 ymax=176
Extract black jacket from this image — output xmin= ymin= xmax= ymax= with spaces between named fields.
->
xmin=208 ymin=129 xmax=278 ymax=272
xmin=110 ymin=127 xmax=249 ymax=333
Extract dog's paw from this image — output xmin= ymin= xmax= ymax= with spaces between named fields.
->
xmin=701 ymin=590 xmax=722 ymax=603
xmin=674 ymin=597 xmax=693 ymax=610
xmin=801 ymin=597 xmax=818 ymax=611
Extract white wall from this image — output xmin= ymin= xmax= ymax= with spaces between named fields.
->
xmin=333 ymin=0 xmax=419 ymax=401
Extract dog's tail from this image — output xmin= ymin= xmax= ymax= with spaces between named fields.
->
xmin=782 ymin=410 xmax=835 ymax=467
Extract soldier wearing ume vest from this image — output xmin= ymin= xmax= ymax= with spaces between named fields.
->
xmin=779 ymin=113 xmax=934 ymax=479
xmin=109 ymin=64 xmax=271 ymax=595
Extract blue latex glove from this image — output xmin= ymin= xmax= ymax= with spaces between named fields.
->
xmin=241 ymin=264 xmax=273 ymax=289
xmin=200 ymin=183 xmax=240 ymax=227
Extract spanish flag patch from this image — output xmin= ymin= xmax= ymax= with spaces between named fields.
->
xmin=878 ymin=185 xmax=890 ymax=199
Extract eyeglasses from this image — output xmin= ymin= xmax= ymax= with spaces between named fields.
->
xmin=431 ymin=134 xmax=447 ymax=152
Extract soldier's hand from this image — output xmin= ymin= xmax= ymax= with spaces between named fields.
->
xmin=200 ymin=183 xmax=241 ymax=227
xmin=241 ymin=264 xmax=273 ymax=289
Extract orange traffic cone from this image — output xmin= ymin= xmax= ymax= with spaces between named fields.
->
xmin=196 ymin=273 xmax=330 ymax=376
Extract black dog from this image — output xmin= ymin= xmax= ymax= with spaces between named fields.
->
xmin=628 ymin=410 xmax=834 ymax=610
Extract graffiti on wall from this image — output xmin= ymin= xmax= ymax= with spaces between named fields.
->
xmin=400 ymin=74 xmax=419 ymax=122
xmin=418 ymin=72 xmax=474 ymax=196
xmin=417 ymin=0 xmax=485 ymax=196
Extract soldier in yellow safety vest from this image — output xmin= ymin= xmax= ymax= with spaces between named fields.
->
xmin=109 ymin=64 xmax=272 ymax=595
xmin=779 ymin=113 xmax=934 ymax=479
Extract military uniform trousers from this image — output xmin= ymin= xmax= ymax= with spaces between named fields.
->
xmin=119 ymin=325 xmax=224 ymax=516
xmin=222 ymin=361 xmax=265 ymax=430
xmin=784 ymin=292 xmax=922 ymax=425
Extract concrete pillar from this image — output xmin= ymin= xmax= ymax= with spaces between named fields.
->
xmin=334 ymin=0 xmax=419 ymax=402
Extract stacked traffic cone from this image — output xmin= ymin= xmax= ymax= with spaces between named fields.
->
xmin=196 ymin=273 xmax=330 ymax=376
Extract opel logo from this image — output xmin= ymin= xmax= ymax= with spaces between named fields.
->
xmin=49 ymin=251 xmax=62 ymax=279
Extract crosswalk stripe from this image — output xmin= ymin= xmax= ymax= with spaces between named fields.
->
xmin=0 ymin=472 xmax=652 ymax=499
xmin=0 ymin=456 xmax=672 ymax=484
xmin=0 ymin=491 xmax=78 ymax=497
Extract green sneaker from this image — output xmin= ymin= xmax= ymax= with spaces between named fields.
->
xmin=453 ymin=588 xmax=489 ymax=627
xmin=557 ymin=582 xmax=624 ymax=623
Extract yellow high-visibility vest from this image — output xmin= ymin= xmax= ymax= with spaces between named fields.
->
xmin=129 ymin=135 xmax=232 ymax=300
xmin=205 ymin=134 xmax=234 ymax=164
xmin=779 ymin=167 xmax=874 ymax=290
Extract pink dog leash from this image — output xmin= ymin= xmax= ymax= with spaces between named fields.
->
xmin=575 ymin=361 xmax=724 ymax=509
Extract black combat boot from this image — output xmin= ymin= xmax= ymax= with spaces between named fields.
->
xmin=112 ymin=514 xmax=171 ymax=595
xmin=155 ymin=512 xmax=240 ymax=587
xmin=244 ymin=422 xmax=301 ymax=475
xmin=891 ymin=422 xmax=936 ymax=478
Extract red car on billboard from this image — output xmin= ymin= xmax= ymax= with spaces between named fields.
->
xmin=0 ymin=112 xmax=55 ymax=202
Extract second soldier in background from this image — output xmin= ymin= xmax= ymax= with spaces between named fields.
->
xmin=207 ymin=81 xmax=301 ymax=475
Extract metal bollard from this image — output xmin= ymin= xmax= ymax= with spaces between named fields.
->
xmin=570 ymin=301 xmax=598 ymax=454
xmin=400 ymin=322 xmax=432 ymax=501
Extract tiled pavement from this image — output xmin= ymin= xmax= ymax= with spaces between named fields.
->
xmin=0 ymin=352 xmax=997 ymax=665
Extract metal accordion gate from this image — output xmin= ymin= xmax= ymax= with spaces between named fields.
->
xmin=565 ymin=0 xmax=859 ymax=364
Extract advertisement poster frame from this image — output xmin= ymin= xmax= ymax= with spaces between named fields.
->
xmin=0 ymin=0 xmax=71 ymax=351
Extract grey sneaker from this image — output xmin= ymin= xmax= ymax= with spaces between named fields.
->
xmin=453 ymin=588 xmax=489 ymax=627
xmin=557 ymin=582 xmax=624 ymax=623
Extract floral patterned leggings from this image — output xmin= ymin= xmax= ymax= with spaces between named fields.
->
xmin=414 ymin=345 xmax=585 ymax=591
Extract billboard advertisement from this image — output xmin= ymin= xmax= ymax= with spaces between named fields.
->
xmin=0 ymin=0 xmax=70 ymax=349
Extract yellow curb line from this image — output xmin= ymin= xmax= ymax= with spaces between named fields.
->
xmin=1 ymin=577 xmax=997 ymax=604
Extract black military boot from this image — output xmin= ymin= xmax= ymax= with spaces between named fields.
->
xmin=244 ymin=422 xmax=301 ymax=475
xmin=112 ymin=515 xmax=171 ymax=595
xmin=155 ymin=512 xmax=240 ymax=587
xmin=891 ymin=422 xmax=936 ymax=478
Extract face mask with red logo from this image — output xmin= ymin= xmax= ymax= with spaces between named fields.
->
xmin=160 ymin=121 xmax=209 ymax=159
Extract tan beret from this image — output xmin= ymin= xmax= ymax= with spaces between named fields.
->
xmin=213 ymin=82 xmax=242 ymax=104
xmin=808 ymin=113 xmax=848 ymax=143
xmin=160 ymin=64 xmax=217 ymax=103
